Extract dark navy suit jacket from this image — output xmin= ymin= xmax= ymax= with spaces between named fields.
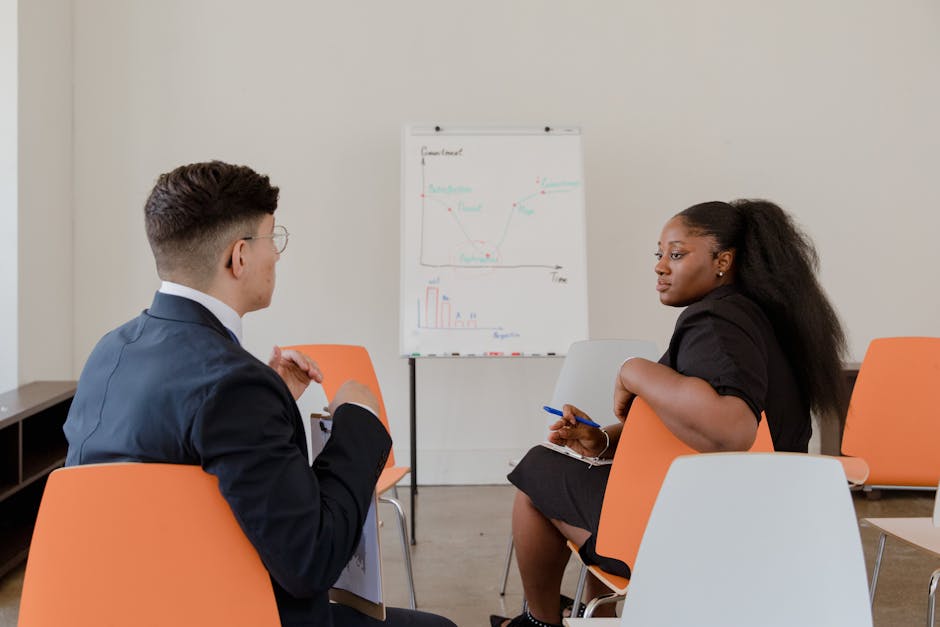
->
xmin=65 ymin=292 xmax=391 ymax=626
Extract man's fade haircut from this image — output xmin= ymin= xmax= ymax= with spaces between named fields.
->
xmin=144 ymin=161 xmax=279 ymax=286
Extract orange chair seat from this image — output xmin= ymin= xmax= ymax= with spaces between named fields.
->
xmin=378 ymin=465 xmax=410 ymax=495
xmin=588 ymin=567 xmax=629 ymax=594
xmin=835 ymin=455 xmax=871 ymax=486
xmin=566 ymin=540 xmax=630 ymax=594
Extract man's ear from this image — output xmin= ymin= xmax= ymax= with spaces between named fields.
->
xmin=229 ymin=240 xmax=248 ymax=278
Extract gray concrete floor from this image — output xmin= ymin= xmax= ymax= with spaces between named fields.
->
xmin=0 ymin=485 xmax=936 ymax=626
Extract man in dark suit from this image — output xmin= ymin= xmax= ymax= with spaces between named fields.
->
xmin=64 ymin=161 xmax=455 ymax=627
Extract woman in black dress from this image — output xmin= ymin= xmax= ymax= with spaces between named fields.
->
xmin=492 ymin=200 xmax=848 ymax=627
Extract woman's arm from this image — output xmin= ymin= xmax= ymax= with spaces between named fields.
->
xmin=617 ymin=358 xmax=757 ymax=452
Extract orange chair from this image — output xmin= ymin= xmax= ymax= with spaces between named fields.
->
xmin=18 ymin=463 xmax=279 ymax=627
xmin=841 ymin=337 xmax=940 ymax=489
xmin=284 ymin=344 xmax=416 ymax=609
xmin=568 ymin=397 xmax=776 ymax=616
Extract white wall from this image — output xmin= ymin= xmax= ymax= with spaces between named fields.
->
xmin=0 ymin=0 xmax=18 ymax=393
xmin=0 ymin=0 xmax=73 ymax=393
xmin=18 ymin=0 xmax=73 ymax=385
xmin=69 ymin=0 xmax=940 ymax=483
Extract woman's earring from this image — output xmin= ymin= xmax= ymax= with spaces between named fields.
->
xmin=717 ymin=271 xmax=725 ymax=278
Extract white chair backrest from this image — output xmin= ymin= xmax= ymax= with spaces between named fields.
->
xmin=549 ymin=339 xmax=659 ymax=423
xmin=619 ymin=453 xmax=873 ymax=627
xmin=934 ymin=479 xmax=940 ymax=527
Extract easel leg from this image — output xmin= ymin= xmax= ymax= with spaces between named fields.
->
xmin=409 ymin=357 xmax=417 ymax=545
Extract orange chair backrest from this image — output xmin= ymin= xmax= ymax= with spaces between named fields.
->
xmin=841 ymin=337 xmax=940 ymax=486
xmin=595 ymin=397 xmax=773 ymax=571
xmin=18 ymin=463 xmax=279 ymax=627
xmin=285 ymin=344 xmax=395 ymax=468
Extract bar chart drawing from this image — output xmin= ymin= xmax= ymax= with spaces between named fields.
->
xmin=400 ymin=126 xmax=589 ymax=356
xmin=418 ymin=284 xmax=486 ymax=330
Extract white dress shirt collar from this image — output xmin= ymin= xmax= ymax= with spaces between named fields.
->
xmin=158 ymin=281 xmax=243 ymax=344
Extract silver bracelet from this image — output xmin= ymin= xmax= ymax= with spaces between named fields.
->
xmin=593 ymin=428 xmax=610 ymax=461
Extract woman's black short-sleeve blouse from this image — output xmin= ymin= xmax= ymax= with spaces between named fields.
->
xmin=663 ymin=285 xmax=810 ymax=452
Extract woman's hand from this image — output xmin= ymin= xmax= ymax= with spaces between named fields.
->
xmin=614 ymin=360 xmax=639 ymax=422
xmin=547 ymin=404 xmax=608 ymax=457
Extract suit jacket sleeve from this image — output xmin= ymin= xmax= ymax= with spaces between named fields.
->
xmin=192 ymin=365 xmax=391 ymax=598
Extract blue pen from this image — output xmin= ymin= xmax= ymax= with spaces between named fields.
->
xmin=542 ymin=405 xmax=601 ymax=428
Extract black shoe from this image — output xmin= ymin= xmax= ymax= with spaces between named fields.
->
xmin=488 ymin=611 xmax=562 ymax=627
xmin=560 ymin=594 xmax=586 ymax=618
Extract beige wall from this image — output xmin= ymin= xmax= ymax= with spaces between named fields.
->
xmin=17 ymin=0 xmax=938 ymax=482
xmin=1 ymin=0 xmax=18 ymax=392
xmin=17 ymin=0 xmax=73 ymax=385
xmin=1 ymin=0 xmax=73 ymax=393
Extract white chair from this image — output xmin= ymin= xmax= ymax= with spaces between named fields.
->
xmin=616 ymin=453 xmax=872 ymax=627
xmin=548 ymin=339 xmax=660 ymax=422
xmin=865 ymin=480 xmax=940 ymax=627
xmin=498 ymin=338 xmax=659 ymax=595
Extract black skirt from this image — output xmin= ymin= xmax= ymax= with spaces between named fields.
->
xmin=507 ymin=445 xmax=630 ymax=578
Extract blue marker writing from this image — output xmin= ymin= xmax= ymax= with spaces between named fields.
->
xmin=542 ymin=405 xmax=601 ymax=429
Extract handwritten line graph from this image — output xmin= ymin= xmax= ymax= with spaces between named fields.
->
xmin=418 ymin=157 xmax=579 ymax=270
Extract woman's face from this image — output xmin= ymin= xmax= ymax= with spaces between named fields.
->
xmin=655 ymin=217 xmax=725 ymax=307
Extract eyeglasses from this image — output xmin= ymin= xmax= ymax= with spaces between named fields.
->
xmin=243 ymin=224 xmax=289 ymax=254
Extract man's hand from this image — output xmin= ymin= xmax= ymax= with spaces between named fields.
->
xmin=547 ymin=404 xmax=608 ymax=457
xmin=329 ymin=380 xmax=381 ymax=418
xmin=268 ymin=346 xmax=324 ymax=400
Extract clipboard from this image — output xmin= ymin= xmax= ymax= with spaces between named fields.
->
xmin=329 ymin=493 xmax=385 ymax=621
xmin=539 ymin=441 xmax=613 ymax=467
xmin=297 ymin=385 xmax=386 ymax=620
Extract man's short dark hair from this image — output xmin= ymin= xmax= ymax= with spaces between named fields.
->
xmin=144 ymin=161 xmax=279 ymax=285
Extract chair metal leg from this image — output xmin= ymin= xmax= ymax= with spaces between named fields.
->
xmin=499 ymin=459 xmax=519 ymax=597
xmin=572 ymin=564 xmax=588 ymax=614
xmin=498 ymin=535 xmax=514 ymax=595
xmin=379 ymin=495 xmax=416 ymax=610
xmin=928 ymin=568 xmax=940 ymax=627
xmin=870 ymin=532 xmax=887 ymax=605
xmin=584 ymin=592 xmax=624 ymax=618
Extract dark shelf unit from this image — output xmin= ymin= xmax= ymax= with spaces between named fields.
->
xmin=0 ymin=381 xmax=76 ymax=578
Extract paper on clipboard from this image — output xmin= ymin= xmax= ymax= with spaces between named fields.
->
xmin=329 ymin=493 xmax=385 ymax=620
xmin=297 ymin=383 xmax=331 ymax=461
xmin=297 ymin=384 xmax=386 ymax=620
xmin=539 ymin=441 xmax=613 ymax=467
